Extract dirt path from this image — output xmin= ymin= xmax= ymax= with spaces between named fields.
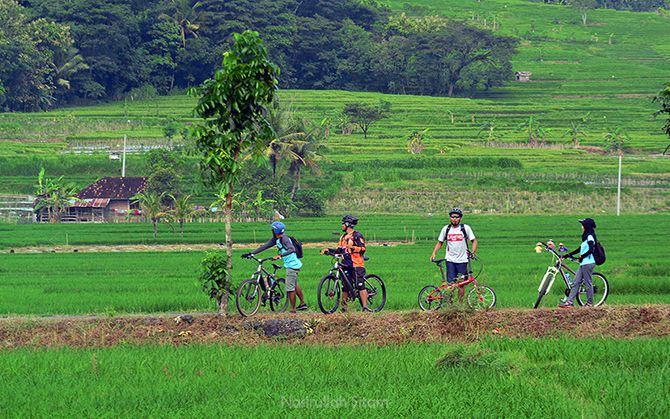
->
xmin=1 ymin=241 xmax=411 ymax=254
xmin=1 ymin=305 xmax=669 ymax=349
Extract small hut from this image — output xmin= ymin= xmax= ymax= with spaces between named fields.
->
xmin=515 ymin=71 xmax=532 ymax=82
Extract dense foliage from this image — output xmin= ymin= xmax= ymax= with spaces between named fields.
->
xmin=3 ymin=0 xmax=517 ymax=111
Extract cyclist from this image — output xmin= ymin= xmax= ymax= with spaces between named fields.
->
xmin=320 ymin=215 xmax=372 ymax=312
xmin=242 ymin=221 xmax=307 ymax=313
xmin=558 ymin=218 xmax=597 ymax=308
xmin=429 ymin=208 xmax=478 ymax=303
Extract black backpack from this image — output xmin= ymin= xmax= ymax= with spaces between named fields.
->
xmin=288 ymin=236 xmax=303 ymax=259
xmin=593 ymin=241 xmax=606 ymax=265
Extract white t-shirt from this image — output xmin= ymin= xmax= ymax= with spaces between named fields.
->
xmin=438 ymin=224 xmax=476 ymax=263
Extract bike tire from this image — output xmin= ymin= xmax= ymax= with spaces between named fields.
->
xmin=418 ymin=285 xmax=443 ymax=311
xmin=270 ymin=278 xmax=289 ymax=313
xmin=533 ymin=277 xmax=551 ymax=309
xmin=576 ymin=272 xmax=609 ymax=307
xmin=236 ymin=279 xmax=261 ymax=317
xmin=317 ymin=275 xmax=341 ymax=314
xmin=467 ymin=285 xmax=496 ymax=310
xmin=361 ymin=274 xmax=386 ymax=312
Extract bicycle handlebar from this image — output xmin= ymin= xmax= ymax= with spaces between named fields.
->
xmin=538 ymin=241 xmax=577 ymax=262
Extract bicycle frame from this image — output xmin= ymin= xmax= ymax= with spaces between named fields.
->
xmin=245 ymin=255 xmax=283 ymax=291
xmin=325 ymin=253 xmax=357 ymax=296
xmin=537 ymin=243 xmax=577 ymax=296
xmin=428 ymin=258 xmax=479 ymax=298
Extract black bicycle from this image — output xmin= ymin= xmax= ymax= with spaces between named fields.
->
xmin=236 ymin=254 xmax=289 ymax=316
xmin=316 ymin=251 xmax=386 ymax=314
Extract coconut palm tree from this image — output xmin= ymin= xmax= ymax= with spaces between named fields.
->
xmin=168 ymin=194 xmax=193 ymax=240
xmin=159 ymin=0 xmax=202 ymax=49
xmin=132 ymin=192 xmax=167 ymax=240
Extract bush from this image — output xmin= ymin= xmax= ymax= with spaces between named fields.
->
xmin=199 ymin=251 xmax=233 ymax=308
xmin=294 ymin=189 xmax=325 ymax=217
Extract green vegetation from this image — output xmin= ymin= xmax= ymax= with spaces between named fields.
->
xmin=1 ymin=214 xmax=668 ymax=315
xmin=1 ymin=338 xmax=669 ymax=416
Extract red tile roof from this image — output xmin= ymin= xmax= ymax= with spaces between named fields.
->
xmin=77 ymin=177 xmax=147 ymax=200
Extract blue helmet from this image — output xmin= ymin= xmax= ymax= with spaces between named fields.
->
xmin=271 ymin=221 xmax=285 ymax=235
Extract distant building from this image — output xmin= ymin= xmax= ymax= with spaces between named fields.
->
xmin=515 ymin=71 xmax=532 ymax=82
xmin=35 ymin=177 xmax=147 ymax=222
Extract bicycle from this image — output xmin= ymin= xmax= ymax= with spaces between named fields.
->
xmin=533 ymin=241 xmax=609 ymax=308
xmin=316 ymin=251 xmax=387 ymax=314
xmin=236 ymin=254 xmax=289 ymax=316
xmin=418 ymin=256 xmax=496 ymax=311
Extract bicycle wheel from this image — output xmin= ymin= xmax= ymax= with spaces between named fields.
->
xmin=534 ymin=279 xmax=551 ymax=309
xmin=418 ymin=285 xmax=443 ymax=311
xmin=236 ymin=279 xmax=262 ymax=317
xmin=317 ymin=275 xmax=341 ymax=314
xmin=576 ymin=272 xmax=609 ymax=307
xmin=467 ymin=285 xmax=496 ymax=310
xmin=270 ymin=278 xmax=289 ymax=313
xmin=361 ymin=274 xmax=386 ymax=312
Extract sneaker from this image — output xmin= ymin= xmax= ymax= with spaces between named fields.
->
xmin=558 ymin=301 xmax=574 ymax=308
xmin=583 ymin=303 xmax=594 ymax=308
xmin=362 ymin=307 xmax=374 ymax=313
xmin=296 ymin=303 xmax=308 ymax=311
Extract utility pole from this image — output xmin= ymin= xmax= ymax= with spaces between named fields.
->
xmin=122 ymin=134 xmax=127 ymax=178
xmin=616 ymin=153 xmax=622 ymax=216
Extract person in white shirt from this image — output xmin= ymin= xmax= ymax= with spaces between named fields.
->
xmin=430 ymin=208 xmax=478 ymax=302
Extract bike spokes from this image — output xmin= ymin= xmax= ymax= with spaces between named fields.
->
xmin=363 ymin=274 xmax=386 ymax=312
xmin=467 ymin=285 xmax=496 ymax=310
xmin=270 ymin=278 xmax=289 ymax=313
xmin=317 ymin=275 xmax=341 ymax=314
xmin=418 ymin=285 xmax=443 ymax=311
xmin=236 ymin=279 xmax=262 ymax=317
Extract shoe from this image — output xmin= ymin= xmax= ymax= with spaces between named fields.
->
xmin=558 ymin=301 xmax=574 ymax=308
xmin=583 ymin=303 xmax=594 ymax=308
xmin=362 ymin=307 xmax=374 ymax=313
xmin=296 ymin=303 xmax=308 ymax=311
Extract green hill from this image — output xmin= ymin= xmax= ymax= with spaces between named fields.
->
xmin=0 ymin=0 xmax=668 ymax=214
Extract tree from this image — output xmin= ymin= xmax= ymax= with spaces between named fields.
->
xmin=517 ymin=116 xmax=549 ymax=146
xmin=407 ymin=129 xmax=429 ymax=154
xmin=478 ymin=120 xmax=502 ymax=143
xmin=564 ymin=114 xmax=590 ymax=146
xmin=189 ymin=30 xmax=278 ymax=314
xmin=131 ymin=192 xmax=167 ymax=240
xmin=168 ymin=194 xmax=193 ymax=240
xmin=250 ymin=190 xmax=275 ymax=220
xmin=604 ymin=127 xmax=629 ymax=154
xmin=571 ymin=0 xmax=597 ymax=26
xmin=33 ymin=168 xmax=80 ymax=223
xmin=343 ymin=101 xmax=391 ymax=139
xmin=158 ymin=0 xmax=203 ymax=49
xmin=652 ymin=82 xmax=670 ymax=155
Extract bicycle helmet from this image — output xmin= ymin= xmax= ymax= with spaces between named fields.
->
xmin=271 ymin=221 xmax=285 ymax=235
xmin=341 ymin=214 xmax=358 ymax=228
xmin=449 ymin=207 xmax=463 ymax=217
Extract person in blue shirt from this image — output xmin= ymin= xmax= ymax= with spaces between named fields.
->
xmin=559 ymin=218 xmax=597 ymax=308
xmin=243 ymin=221 xmax=307 ymax=313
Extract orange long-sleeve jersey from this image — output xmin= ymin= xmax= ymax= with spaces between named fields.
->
xmin=336 ymin=230 xmax=366 ymax=268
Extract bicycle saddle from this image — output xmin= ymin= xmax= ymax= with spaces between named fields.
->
xmin=272 ymin=263 xmax=283 ymax=270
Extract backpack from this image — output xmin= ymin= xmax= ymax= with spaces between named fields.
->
xmin=593 ymin=241 xmax=606 ymax=265
xmin=288 ymin=236 xmax=303 ymax=259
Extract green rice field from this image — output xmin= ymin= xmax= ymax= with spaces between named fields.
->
xmin=1 ymin=338 xmax=669 ymax=417
xmin=1 ymin=214 xmax=667 ymax=315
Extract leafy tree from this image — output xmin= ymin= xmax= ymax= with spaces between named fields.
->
xmin=168 ymin=193 xmax=193 ymax=240
xmin=250 ymin=190 xmax=275 ymax=220
xmin=189 ymin=30 xmax=278 ymax=313
xmin=33 ymin=168 xmax=80 ymax=223
xmin=518 ymin=116 xmax=549 ymax=146
xmin=604 ymin=127 xmax=629 ymax=154
xmin=478 ymin=120 xmax=502 ymax=143
xmin=652 ymin=82 xmax=670 ymax=154
xmin=407 ymin=129 xmax=429 ymax=154
xmin=131 ymin=191 xmax=167 ymax=240
xmin=343 ymin=101 xmax=391 ymax=139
